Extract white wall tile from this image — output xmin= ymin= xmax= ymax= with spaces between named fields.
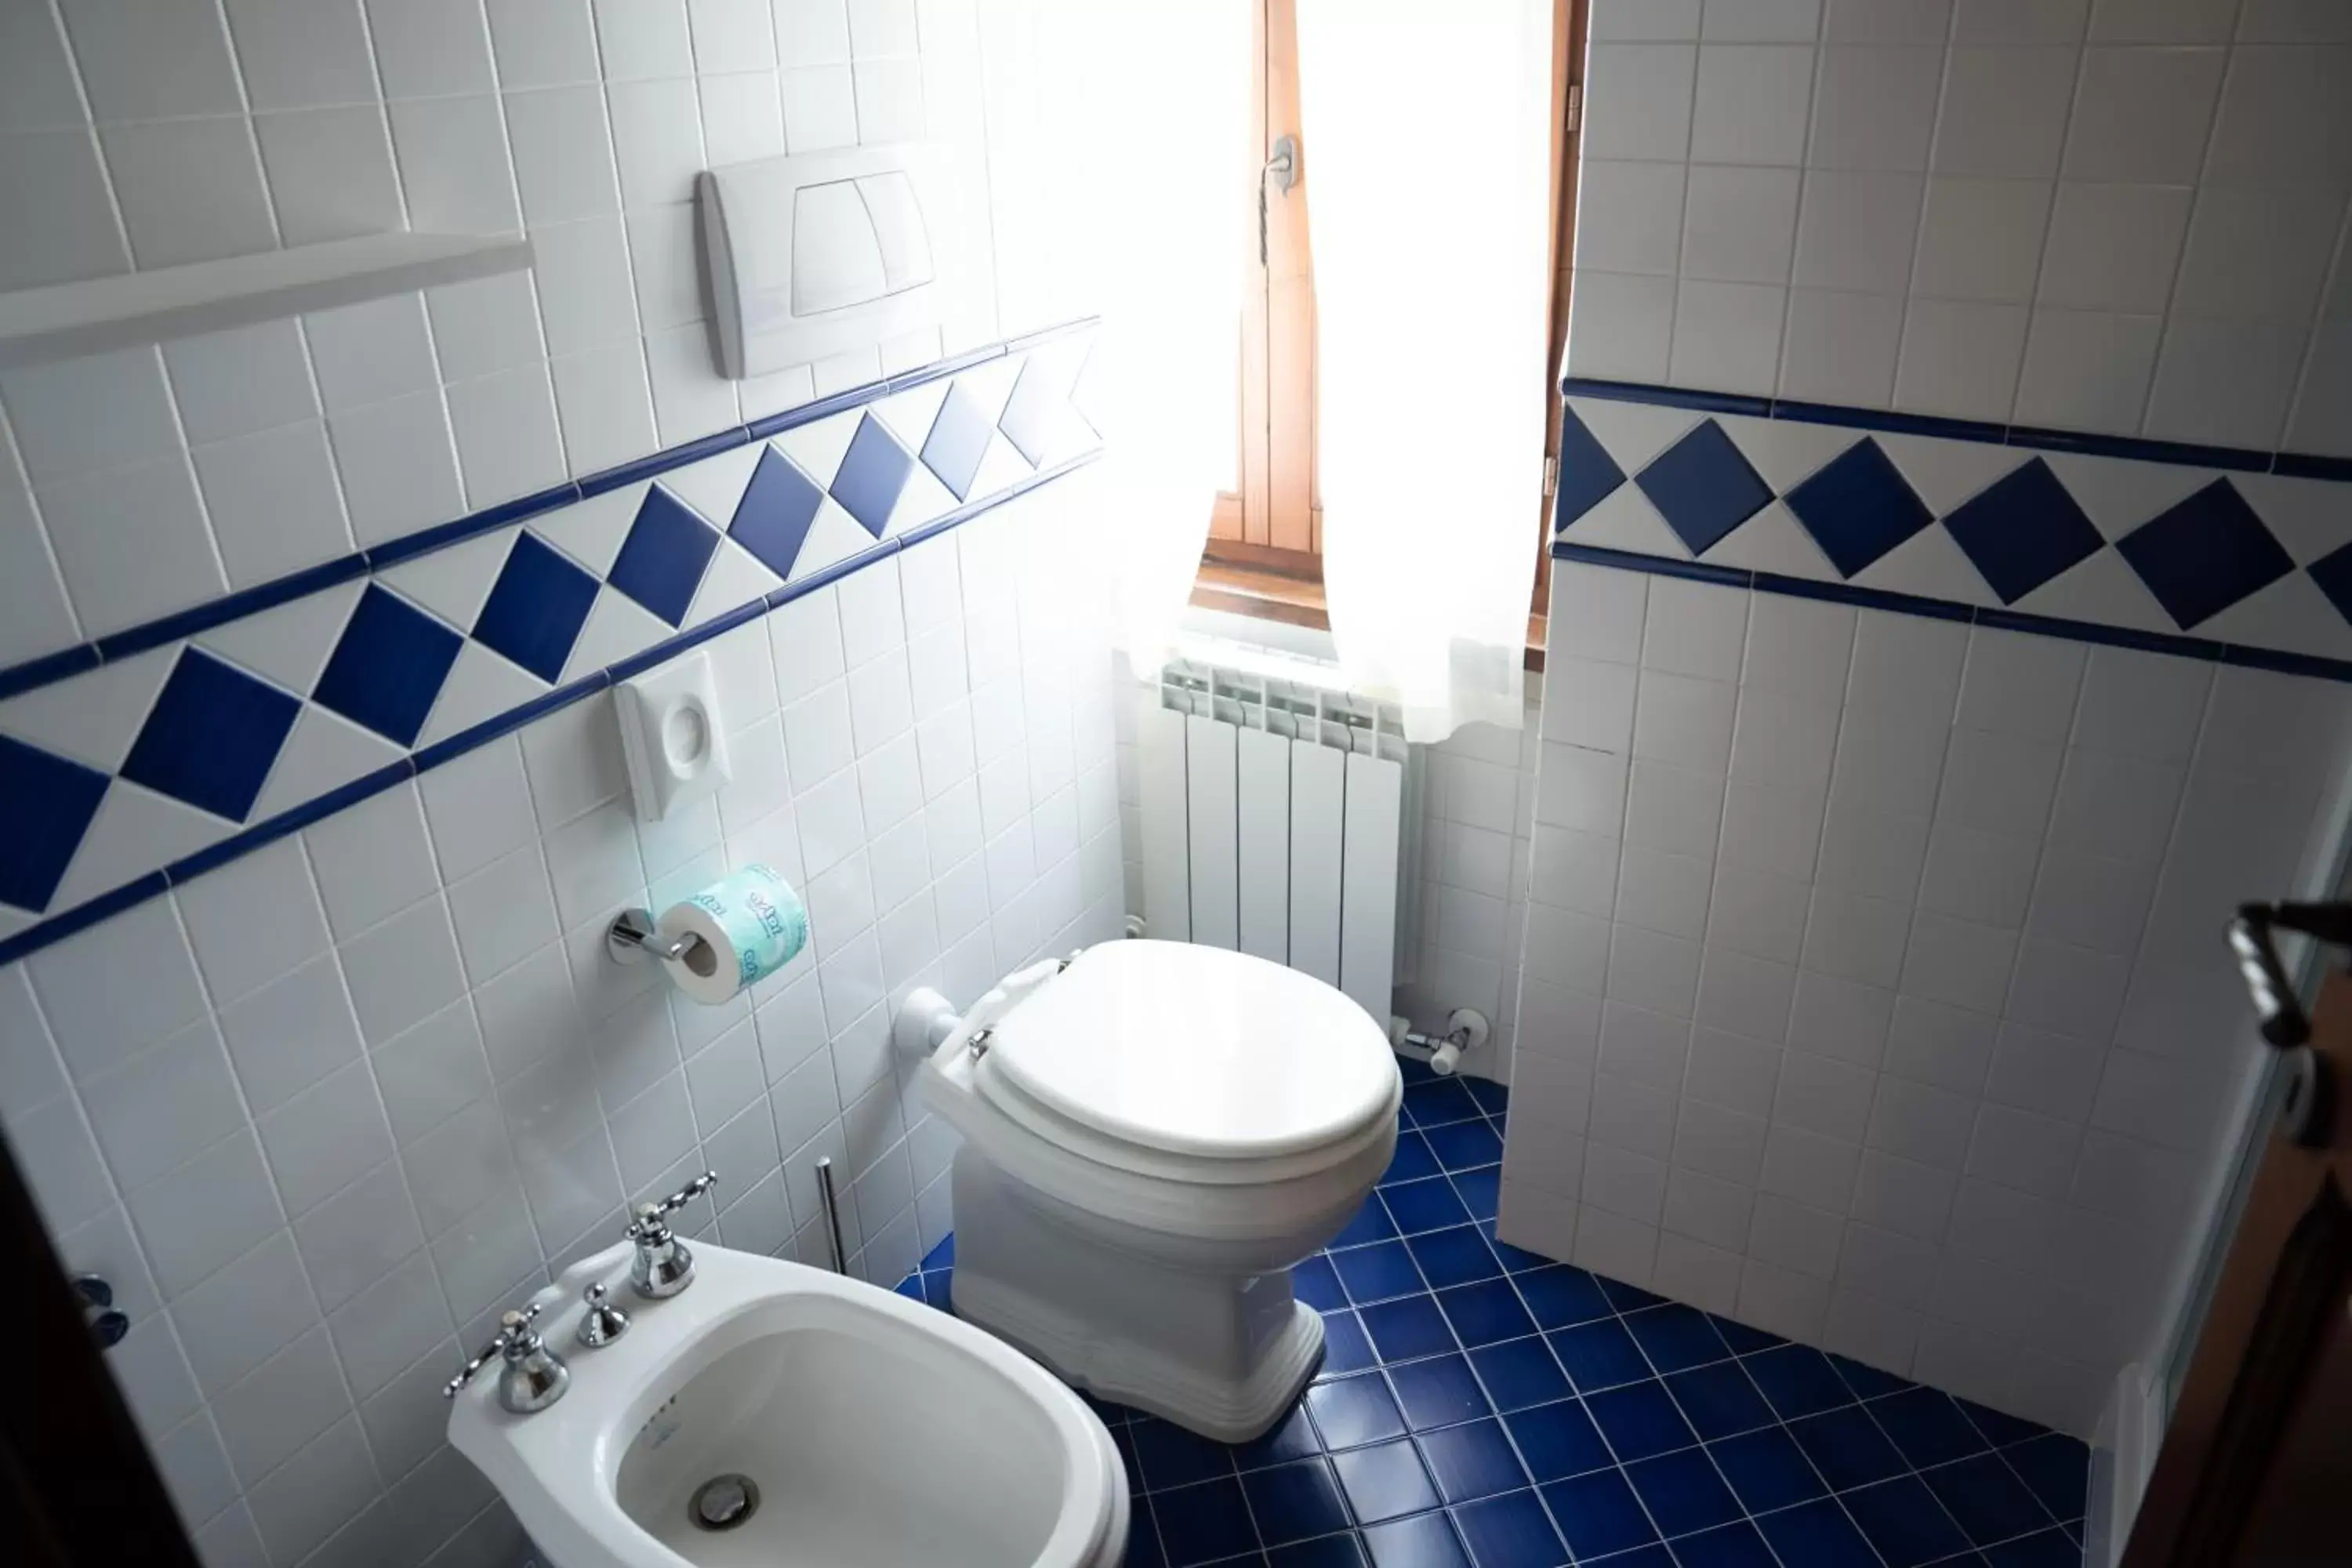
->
xmin=2063 ymin=46 xmax=2226 ymax=183
xmin=2014 ymin=308 xmax=2164 ymax=433
xmin=255 ymin=106 xmax=406 ymax=247
xmin=100 ymin=119 xmax=277 ymax=270
xmin=2037 ymin=183 xmax=2194 ymax=316
xmin=193 ymin=422 xmax=354 ymax=587
xmin=1682 ymin=165 xmax=1802 ymax=283
xmin=1809 ymin=45 xmax=1941 ymax=171
xmin=1794 ymin=169 xmax=1925 ymax=293
xmin=1584 ymin=44 xmax=1699 ymax=162
xmin=1692 ymin=44 xmax=1816 ymax=166
xmin=1933 ymin=46 xmax=2080 ymax=179
xmin=1577 ymin=160 xmax=1688 ymax=275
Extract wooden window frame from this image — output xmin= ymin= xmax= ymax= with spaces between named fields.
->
xmin=1189 ymin=0 xmax=1588 ymax=675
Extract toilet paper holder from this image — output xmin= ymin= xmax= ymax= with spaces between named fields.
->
xmin=607 ymin=906 xmax=706 ymax=967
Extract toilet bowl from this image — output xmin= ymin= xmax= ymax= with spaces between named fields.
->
xmin=915 ymin=940 xmax=1399 ymax=1442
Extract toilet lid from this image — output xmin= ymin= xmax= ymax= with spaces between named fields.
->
xmin=983 ymin=940 xmax=1398 ymax=1160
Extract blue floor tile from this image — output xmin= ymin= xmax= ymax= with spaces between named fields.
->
xmin=1741 ymin=1345 xmax=1855 ymax=1420
xmin=1385 ymin=1177 xmax=1475 ymax=1235
xmin=1585 ymin=1381 xmax=1698 ymax=1463
xmin=1436 ymin=1279 xmax=1537 ymax=1348
xmin=1707 ymin=1428 xmax=1827 ymax=1514
xmin=1841 ymin=1474 xmax=1974 ymax=1567
xmin=1240 ymin=1403 xmax=1325 ymax=1471
xmin=1596 ymin=1276 xmax=1667 ymax=1312
xmin=1983 ymin=1528 xmax=2085 ymax=1568
xmin=1423 ymin=1118 xmax=1503 ymax=1171
xmin=1662 ymin=1362 xmax=1775 ymax=1442
xmin=1786 ymin=1405 xmax=1907 ymax=1491
xmin=1323 ymin=1308 xmax=1380 ymax=1377
xmin=2003 ymin=1433 xmax=2089 ymax=1521
xmin=1272 ymin=1534 xmax=1370 ymax=1566
xmin=1485 ymin=1225 xmax=1552 ymax=1273
xmin=1623 ymin=1304 xmax=1732 ymax=1374
xmin=1154 ymin=1475 xmax=1260 ymax=1566
xmin=1295 ymin=1253 xmax=1348 ymax=1312
xmin=1127 ymin=1491 xmax=1167 ymax=1567
xmin=1336 ymin=1240 xmax=1428 ymax=1305
xmin=1504 ymin=1399 xmax=1614 ymax=1484
xmin=1707 ymin=1316 xmax=1785 ymax=1356
xmin=1308 ymin=1372 xmax=1409 ymax=1450
xmin=1468 ymin=1337 xmax=1572 ymax=1413
xmin=1418 ymin=1418 xmax=1528 ymax=1504
xmin=1405 ymin=1078 xmax=1482 ymax=1127
xmin=1542 ymin=1468 xmax=1657 ymax=1560
xmin=1392 ymin=1354 xmax=1491 ymax=1432
xmin=1922 ymin=1453 xmax=2055 ymax=1546
xmin=1451 ymin=1166 xmax=1501 ymax=1222
xmin=1752 ymin=1497 xmax=1880 ymax=1568
xmin=1246 ymin=1458 xmax=1354 ymax=1545
xmin=1453 ymin=1489 xmax=1567 ymax=1566
xmin=1666 ymin=1519 xmax=1779 ymax=1568
xmin=1871 ymin=1387 xmax=1992 ymax=1469
xmin=1362 ymin=1510 xmax=1472 ymax=1568
xmin=1408 ymin=1226 xmax=1504 ymax=1289
xmin=1385 ymin=1132 xmax=1441 ymax=1184
xmin=1828 ymin=1351 xmax=1912 ymax=1401
xmin=1515 ymin=1265 xmax=1614 ymax=1330
xmin=1548 ymin=1319 xmax=1653 ymax=1392
xmin=1362 ymin=1296 xmax=1458 ymax=1363
xmin=1334 ymin=1439 xmax=1441 ymax=1525
xmin=1958 ymin=1398 xmax=2051 ymax=1450
xmin=1465 ymin=1078 xmax=1511 ymax=1115
xmin=1624 ymin=1447 xmax=1741 ymax=1539
xmin=1335 ymin=1197 xmax=1402 ymax=1248
xmin=1112 ymin=1425 xmax=1144 ymax=1491
xmin=1132 ymin=1417 xmax=1240 ymax=1490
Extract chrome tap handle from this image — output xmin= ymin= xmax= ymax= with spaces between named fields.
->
xmin=444 ymin=1303 xmax=543 ymax=1398
xmin=630 ymin=1171 xmax=718 ymax=1229
xmin=627 ymin=1171 xmax=717 ymax=1299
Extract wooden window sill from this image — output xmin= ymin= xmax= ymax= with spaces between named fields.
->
xmin=1188 ymin=561 xmax=1548 ymax=672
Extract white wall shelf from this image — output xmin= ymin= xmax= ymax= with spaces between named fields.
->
xmin=0 ymin=232 xmax=535 ymax=371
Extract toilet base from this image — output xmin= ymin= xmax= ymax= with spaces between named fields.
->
xmin=949 ymin=1150 xmax=1327 ymax=1443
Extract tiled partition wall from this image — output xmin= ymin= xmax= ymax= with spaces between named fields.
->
xmin=1573 ymin=0 xmax=2352 ymax=455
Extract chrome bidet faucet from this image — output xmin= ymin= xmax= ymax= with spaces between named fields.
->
xmin=444 ymin=1301 xmax=572 ymax=1414
xmin=628 ymin=1171 xmax=718 ymax=1298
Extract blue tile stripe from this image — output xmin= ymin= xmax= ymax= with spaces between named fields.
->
xmin=0 ymin=316 xmax=1101 ymax=706
xmin=1561 ymin=376 xmax=2352 ymax=481
xmin=897 ymin=1060 xmax=2090 ymax=1568
xmin=0 ymin=448 xmax=1102 ymax=970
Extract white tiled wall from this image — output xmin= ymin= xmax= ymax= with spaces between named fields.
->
xmin=1496 ymin=560 xmax=2352 ymax=1436
xmin=0 ymin=0 xmax=1040 ymax=670
xmin=0 ymin=491 xmax=1124 ymax=1568
xmin=1570 ymin=0 xmax=2352 ymax=453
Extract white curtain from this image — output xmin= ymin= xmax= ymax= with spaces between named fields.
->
xmin=1298 ymin=0 xmax=1554 ymax=742
xmin=1033 ymin=0 xmax=1253 ymax=673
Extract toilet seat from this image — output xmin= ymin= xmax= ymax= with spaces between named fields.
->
xmin=975 ymin=941 xmax=1398 ymax=1184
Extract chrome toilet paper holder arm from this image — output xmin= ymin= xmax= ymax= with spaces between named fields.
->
xmin=607 ymin=906 xmax=704 ymax=966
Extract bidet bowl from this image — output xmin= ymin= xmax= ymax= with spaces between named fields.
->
xmin=448 ymin=1242 xmax=1127 ymax=1568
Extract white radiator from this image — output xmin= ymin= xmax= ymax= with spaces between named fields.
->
xmin=1138 ymin=657 xmax=1419 ymax=1023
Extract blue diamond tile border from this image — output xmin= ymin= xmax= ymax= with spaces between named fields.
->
xmin=1783 ymin=438 xmax=1935 ymax=579
xmin=608 ymin=487 xmax=722 ymax=627
xmin=119 ymin=648 xmax=302 ymax=821
xmin=2116 ymin=478 xmax=2295 ymax=630
xmin=831 ymin=413 xmax=916 ymax=537
xmin=922 ymin=383 xmax=997 ymax=502
xmin=896 ymin=1058 xmax=2091 ymax=1568
xmin=1635 ymin=422 xmax=1773 ymax=556
xmin=0 ymin=735 xmax=110 ymax=912
xmin=311 ymin=585 xmax=464 ymax=749
xmin=1940 ymin=458 xmax=2104 ymax=604
xmin=472 ymin=532 xmax=600 ymax=682
xmin=728 ymin=447 xmax=828 ymax=579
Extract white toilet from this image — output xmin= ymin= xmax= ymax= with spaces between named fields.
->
xmin=912 ymin=939 xmax=1399 ymax=1443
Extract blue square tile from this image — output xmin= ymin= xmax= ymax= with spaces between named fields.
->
xmin=892 ymin=1272 xmax=923 ymax=1300
xmin=1634 ymin=422 xmax=1773 ymax=556
xmin=1585 ymin=1380 xmax=1697 ymax=1463
xmin=1131 ymin=1417 xmax=1237 ymax=1492
xmin=1708 ymin=1316 xmax=1784 ymax=1356
xmin=1399 ymin=1055 xmax=1440 ymax=1086
xmin=1362 ymin=1509 xmax=1472 ymax=1568
xmin=1555 ymin=405 xmax=1628 ymax=532
xmin=1741 ymin=1345 xmax=1854 ymax=1421
xmin=1787 ymin=1406 xmax=1907 ymax=1492
xmin=1842 ymin=1475 xmax=1973 ymax=1567
xmin=1468 ymin=1338 xmax=1572 ymax=1414
xmin=1362 ymin=1296 xmax=1457 ymax=1363
xmin=1334 ymin=1196 xmax=1401 ymax=1248
xmin=728 ymin=447 xmax=827 ymax=578
xmin=1384 ymin=1131 xmax=1441 ymax=1185
xmin=1981 ymin=1527 xmax=2084 ymax=1568
xmin=1828 ymin=1352 xmax=1912 ymax=1403
xmin=996 ymin=355 xmax=1066 ymax=466
xmin=1406 ymin=1078 xmax=1481 ymax=1127
xmin=2117 ymin=478 xmax=2293 ymax=630
xmin=1383 ymin=1177 xmax=1473 ymax=1236
xmin=1154 ymin=1475 xmax=1260 ymax=1566
xmin=1548 ymin=1320 xmax=1650 ymax=1393
xmin=1871 ymin=1388 xmax=1990 ymax=1469
xmin=1407 ymin=1226 xmax=1502 ymax=1290
xmin=1423 ymin=1119 xmax=1503 ymax=1172
xmin=920 ymin=1233 xmax=953 ymax=1269
xmin=2307 ymin=539 xmax=2352 ymax=625
xmin=1112 ymin=1425 xmax=1144 ymax=1493
xmin=2003 ymin=1433 xmax=2089 ymax=1521
xmin=121 ymin=648 xmax=302 ymax=819
xmin=1515 ymin=1265 xmax=1613 ymax=1330
xmin=1451 ymin=1166 xmax=1501 ymax=1223
xmin=829 ymin=413 xmax=916 ymax=536
xmin=1751 ymin=1497 xmax=1879 ymax=1568
xmin=1270 ymin=1534 xmax=1368 ymax=1567
xmin=310 ymin=585 xmax=463 ymax=748
xmin=1783 ymin=437 xmax=1935 ymax=577
xmin=921 ymin=1269 xmax=953 ymax=1308
xmin=920 ymin=383 xmax=996 ymax=500
xmin=471 ymin=532 xmax=600 ymax=681
xmin=1308 ymin=1371 xmax=1408 ymax=1450
xmin=1504 ymin=1399 xmax=1612 ymax=1484
xmin=1595 ymin=1276 xmax=1667 ymax=1313
xmin=1623 ymin=1304 xmax=1730 ymax=1374
xmin=1334 ymin=1240 xmax=1426 ymax=1305
xmin=1668 ymin=1521 xmax=1779 ymax=1568
xmin=1126 ymin=1491 xmax=1167 ymax=1568
xmin=1391 ymin=1354 xmax=1490 ymax=1432
xmin=1239 ymin=1402 xmax=1324 ymax=1472
xmin=1454 ymin=1488 xmax=1567 ymax=1566
xmin=1958 ymin=1399 xmax=2053 ymax=1451
xmin=1322 ymin=1309 xmax=1380 ymax=1377
xmin=1624 ymin=1448 xmax=1740 ymax=1539
xmin=1436 ymin=1279 xmax=1537 ymax=1348
xmin=1334 ymin=1438 xmax=1439 ymax=1525
xmin=1939 ymin=458 xmax=2103 ymax=603
xmin=1417 ymin=1418 xmax=1526 ymax=1504
xmin=1541 ymin=1466 xmax=1657 ymax=1559
xmin=1295 ymin=1253 xmax=1348 ymax=1312
xmin=1465 ymin=1079 xmax=1509 ymax=1116
xmin=608 ymin=486 xmax=720 ymax=626
xmin=1485 ymin=1225 xmax=1552 ymax=1273
xmin=1244 ymin=1458 xmax=1352 ymax=1544
xmin=1661 ymin=1362 xmax=1774 ymax=1443
xmin=1923 ymin=1454 xmax=2056 ymax=1547
xmin=0 ymin=737 xmax=109 ymax=911
xmin=1707 ymin=1428 xmax=1827 ymax=1514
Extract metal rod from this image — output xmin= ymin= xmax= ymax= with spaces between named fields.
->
xmin=813 ymin=1156 xmax=848 ymax=1274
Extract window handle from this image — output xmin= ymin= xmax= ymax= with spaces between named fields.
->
xmin=1260 ymin=134 xmax=1298 ymax=266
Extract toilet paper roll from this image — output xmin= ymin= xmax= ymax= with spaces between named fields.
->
xmin=655 ymin=864 xmax=808 ymax=1004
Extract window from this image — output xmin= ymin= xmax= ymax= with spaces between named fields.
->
xmin=1190 ymin=0 xmax=1586 ymax=667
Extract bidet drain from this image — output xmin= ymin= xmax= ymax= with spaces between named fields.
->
xmin=688 ymin=1473 xmax=759 ymax=1531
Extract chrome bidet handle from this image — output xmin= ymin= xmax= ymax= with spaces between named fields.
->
xmin=627 ymin=1170 xmax=718 ymax=1298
